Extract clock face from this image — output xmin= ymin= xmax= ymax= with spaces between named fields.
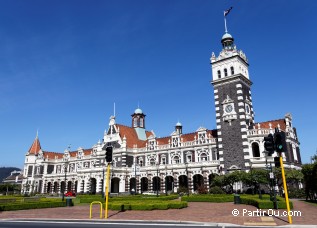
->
xmin=225 ymin=104 xmax=233 ymax=113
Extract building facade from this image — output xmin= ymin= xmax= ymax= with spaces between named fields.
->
xmin=21 ymin=31 xmax=302 ymax=195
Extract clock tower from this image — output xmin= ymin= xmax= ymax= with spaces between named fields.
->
xmin=210 ymin=32 xmax=254 ymax=172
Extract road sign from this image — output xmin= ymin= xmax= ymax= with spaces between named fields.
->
xmin=269 ymin=172 xmax=274 ymax=179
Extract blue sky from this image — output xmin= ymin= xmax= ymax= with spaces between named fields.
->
xmin=0 ymin=0 xmax=316 ymax=168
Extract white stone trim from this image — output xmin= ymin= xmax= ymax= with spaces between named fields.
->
xmin=217 ymin=125 xmax=221 ymax=129
xmin=238 ymin=102 xmax=244 ymax=107
xmin=236 ymin=84 xmax=242 ymax=88
xmin=237 ymin=90 xmax=243 ymax=94
xmin=240 ymin=115 xmax=246 ymax=119
xmin=237 ymin=96 xmax=243 ymax=100
xmin=215 ymin=95 xmax=219 ymax=99
xmin=242 ymin=135 xmax=247 ymax=139
xmin=214 ymin=89 xmax=218 ymax=94
xmin=242 ymin=141 xmax=249 ymax=146
xmin=215 ymin=101 xmax=219 ymax=105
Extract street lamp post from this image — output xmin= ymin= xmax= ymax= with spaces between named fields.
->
xmin=263 ymin=151 xmax=277 ymax=209
xmin=62 ymin=162 xmax=68 ymax=201
xmin=185 ymin=161 xmax=189 ymax=196
xmin=165 ymin=165 xmax=168 ymax=196
xmin=101 ymin=163 xmax=105 ymax=199
xmin=156 ymin=163 xmax=159 ymax=197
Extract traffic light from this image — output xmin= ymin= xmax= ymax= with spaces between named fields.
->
xmin=274 ymin=157 xmax=281 ymax=168
xmin=264 ymin=133 xmax=274 ymax=156
xmin=274 ymin=132 xmax=284 ymax=153
xmin=105 ymin=146 xmax=113 ymax=163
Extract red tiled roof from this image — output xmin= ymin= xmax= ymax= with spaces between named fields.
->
xmin=255 ymin=119 xmax=286 ymax=131
xmin=43 ymin=148 xmax=93 ymax=160
xmin=28 ymin=137 xmax=42 ymax=155
xmin=117 ymin=124 xmax=150 ymax=148
xmin=43 ymin=151 xmax=64 ymax=159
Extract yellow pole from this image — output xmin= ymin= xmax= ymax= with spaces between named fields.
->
xmin=280 ymin=156 xmax=292 ymax=224
xmin=105 ymin=163 xmax=110 ymax=219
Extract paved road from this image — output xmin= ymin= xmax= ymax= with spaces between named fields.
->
xmin=0 ymin=219 xmax=272 ymax=228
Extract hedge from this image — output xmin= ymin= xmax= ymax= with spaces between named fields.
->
xmin=108 ymin=201 xmax=187 ymax=211
xmin=181 ymin=194 xmax=233 ymax=202
xmin=240 ymin=196 xmax=293 ymax=209
xmin=0 ymin=201 xmax=66 ymax=211
xmin=77 ymin=195 xmax=178 ymax=204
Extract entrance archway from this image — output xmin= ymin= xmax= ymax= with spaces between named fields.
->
xmin=47 ymin=182 xmax=52 ymax=193
xmin=111 ymin=177 xmax=120 ymax=193
xmin=178 ymin=175 xmax=188 ymax=189
xmin=90 ymin=178 xmax=97 ymax=194
xmin=53 ymin=181 xmax=58 ymax=193
xmin=165 ymin=176 xmax=174 ymax=192
xmin=130 ymin=177 xmax=136 ymax=193
xmin=140 ymin=177 xmax=148 ymax=192
xmin=193 ymin=174 xmax=204 ymax=191
xmin=152 ymin=177 xmax=161 ymax=192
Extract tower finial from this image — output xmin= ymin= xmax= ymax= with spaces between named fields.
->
xmin=114 ymin=102 xmax=116 ymax=117
xmin=36 ymin=129 xmax=39 ymax=138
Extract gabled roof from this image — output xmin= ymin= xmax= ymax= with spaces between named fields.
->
xmin=255 ymin=119 xmax=286 ymax=131
xmin=28 ymin=136 xmax=42 ymax=155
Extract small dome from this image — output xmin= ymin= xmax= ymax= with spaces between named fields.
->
xmin=222 ymin=33 xmax=233 ymax=40
xmin=176 ymin=121 xmax=182 ymax=127
xmin=134 ymin=108 xmax=143 ymax=114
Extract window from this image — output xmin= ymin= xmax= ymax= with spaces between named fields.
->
xmin=224 ymin=68 xmax=228 ymax=77
xmin=161 ymin=157 xmax=166 ymax=165
xmin=200 ymin=153 xmax=208 ymax=161
xmin=230 ymin=66 xmax=234 ymax=75
xmin=140 ymin=118 xmax=144 ymax=128
xmin=217 ymin=70 xmax=221 ymax=79
xmin=133 ymin=118 xmax=137 ymax=127
xmin=173 ymin=156 xmax=180 ymax=164
xmin=252 ymin=142 xmax=260 ymax=157
xmin=186 ymin=155 xmax=192 ymax=163
xmin=150 ymin=158 xmax=156 ymax=166
xmin=139 ymin=160 xmax=143 ymax=167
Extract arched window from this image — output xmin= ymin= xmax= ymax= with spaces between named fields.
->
xmin=230 ymin=66 xmax=234 ymax=75
xmin=173 ymin=156 xmax=180 ymax=164
xmin=150 ymin=158 xmax=156 ymax=166
xmin=217 ymin=70 xmax=221 ymax=79
xmin=200 ymin=153 xmax=208 ymax=161
xmin=224 ymin=68 xmax=228 ymax=77
xmin=252 ymin=142 xmax=260 ymax=157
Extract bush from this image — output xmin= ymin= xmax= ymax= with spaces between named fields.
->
xmin=240 ymin=195 xmax=293 ymax=209
xmin=0 ymin=201 xmax=66 ymax=211
xmin=288 ymin=188 xmax=305 ymax=199
xmin=181 ymin=194 xmax=233 ymax=202
xmin=196 ymin=185 xmax=208 ymax=194
xmin=209 ymin=186 xmax=226 ymax=194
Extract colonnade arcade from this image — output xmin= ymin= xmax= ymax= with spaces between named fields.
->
xmin=42 ymin=170 xmax=218 ymax=195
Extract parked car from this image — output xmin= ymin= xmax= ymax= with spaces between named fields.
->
xmin=64 ymin=191 xmax=76 ymax=197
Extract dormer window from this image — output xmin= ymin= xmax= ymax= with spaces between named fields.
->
xmin=224 ymin=68 xmax=228 ymax=77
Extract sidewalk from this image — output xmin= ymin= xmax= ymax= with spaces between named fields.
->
xmin=0 ymin=199 xmax=316 ymax=226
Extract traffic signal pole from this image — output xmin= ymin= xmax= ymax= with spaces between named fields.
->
xmin=279 ymin=156 xmax=292 ymax=224
xmin=105 ymin=163 xmax=110 ymax=219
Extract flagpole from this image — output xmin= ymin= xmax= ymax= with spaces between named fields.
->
xmin=224 ymin=16 xmax=228 ymax=33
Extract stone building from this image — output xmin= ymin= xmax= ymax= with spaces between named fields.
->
xmin=21 ymin=30 xmax=301 ymax=195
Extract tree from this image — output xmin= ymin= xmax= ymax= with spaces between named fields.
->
xmin=242 ymin=169 xmax=269 ymax=194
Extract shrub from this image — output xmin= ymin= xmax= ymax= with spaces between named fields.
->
xmin=209 ymin=186 xmax=226 ymax=194
xmin=181 ymin=194 xmax=232 ymax=202
xmin=0 ymin=201 xmax=66 ymax=211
